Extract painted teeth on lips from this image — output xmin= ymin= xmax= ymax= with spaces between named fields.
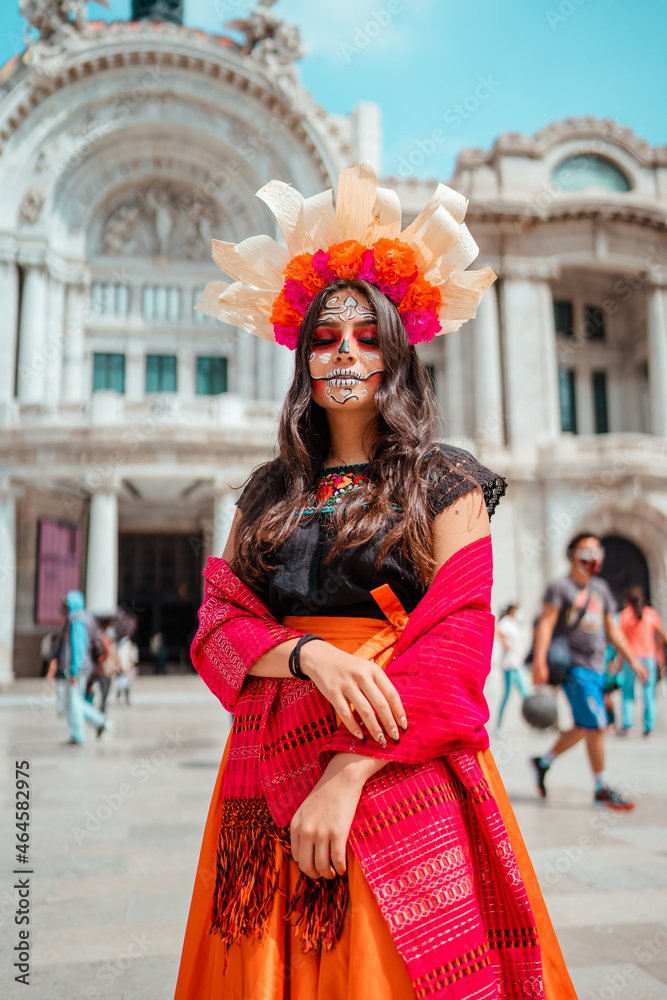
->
xmin=328 ymin=368 xmax=363 ymax=379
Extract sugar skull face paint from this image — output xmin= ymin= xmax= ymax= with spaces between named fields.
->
xmin=309 ymin=287 xmax=384 ymax=409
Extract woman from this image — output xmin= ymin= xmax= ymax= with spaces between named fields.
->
xmin=495 ymin=603 xmax=529 ymax=735
xmin=617 ymin=586 xmax=665 ymax=737
xmin=174 ymin=166 xmax=575 ymax=999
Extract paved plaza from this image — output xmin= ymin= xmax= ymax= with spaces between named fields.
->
xmin=0 ymin=670 xmax=666 ymax=1000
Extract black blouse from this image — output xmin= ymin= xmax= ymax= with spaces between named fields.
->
xmin=238 ymin=445 xmax=506 ymax=622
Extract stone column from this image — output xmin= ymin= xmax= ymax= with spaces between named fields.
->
xmin=501 ymin=275 xmax=560 ymax=451
xmin=85 ymin=489 xmax=118 ymax=615
xmin=647 ymin=285 xmax=667 ymax=436
xmin=257 ymin=339 xmax=273 ymax=402
xmin=0 ymin=479 xmax=17 ymax=683
xmin=178 ymin=347 xmax=195 ymax=399
xmin=0 ymin=260 xmax=19 ymax=405
xmin=125 ymin=341 xmax=144 ymax=402
xmin=236 ymin=330 xmax=255 ymax=399
xmin=211 ymin=491 xmax=237 ymax=559
xmin=43 ymin=277 xmax=66 ymax=406
xmin=472 ymin=284 xmax=504 ymax=445
xmin=16 ymin=265 xmax=48 ymax=403
xmin=575 ymin=367 xmax=594 ymax=435
xmin=62 ymin=284 xmax=88 ymax=404
xmin=443 ymin=330 xmax=467 ymax=438
xmin=273 ymin=342 xmax=293 ymax=404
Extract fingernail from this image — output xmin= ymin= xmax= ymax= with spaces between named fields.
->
xmin=391 ymin=728 xmax=400 ymax=741
xmin=355 ymin=730 xmax=364 ymax=741
xmin=377 ymin=734 xmax=387 ymax=747
xmin=400 ymin=717 xmax=407 ymax=729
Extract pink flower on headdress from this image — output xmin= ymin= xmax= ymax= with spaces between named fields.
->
xmin=312 ymin=250 xmax=337 ymax=284
xmin=400 ymin=309 xmax=442 ymax=344
xmin=356 ymin=249 xmax=378 ymax=285
xmin=283 ymin=278 xmax=314 ymax=315
xmin=273 ymin=324 xmax=300 ymax=350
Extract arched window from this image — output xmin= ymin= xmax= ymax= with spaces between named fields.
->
xmin=599 ymin=535 xmax=650 ymax=606
xmin=552 ymin=155 xmax=631 ymax=193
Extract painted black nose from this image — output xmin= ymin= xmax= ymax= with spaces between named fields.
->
xmin=339 ymin=337 xmax=350 ymax=354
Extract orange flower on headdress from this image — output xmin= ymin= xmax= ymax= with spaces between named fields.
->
xmin=371 ymin=238 xmax=419 ymax=286
xmin=284 ymin=253 xmax=322 ymax=296
xmin=270 ymin=296 xmax=304 ymax=331
xmin=399 ymin=273 xmax=442 ymax=315
xmin=326 ymin=240 xmax=365 ymax=280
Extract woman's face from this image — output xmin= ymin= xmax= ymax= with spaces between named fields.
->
xmin=308 ymin=287 xmax=384 ymax=411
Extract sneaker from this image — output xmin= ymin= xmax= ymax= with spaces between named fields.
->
xmin=618 ymin=727 xmax=635 ymax=738
xmin=64 ymin=738 xmax=83 ymax=746
xmin=644 ymin=730 xmax=654 ymax=740
xmin=593 ymin=785 xmax=636 ymax=811
xmin=96 ymin=718 xmax=115 ymax=739
xmin=530 ymin=757 xmax=549 ymax=799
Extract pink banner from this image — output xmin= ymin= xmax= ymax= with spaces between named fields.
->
xmin=36 ymin=519 xmax=82 ymax=624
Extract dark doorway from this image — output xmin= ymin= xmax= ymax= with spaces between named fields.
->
xmin=599 ymin=535 xmax=650 ymax=608
xmin=118 ymin=533 xmax=203 ymax=669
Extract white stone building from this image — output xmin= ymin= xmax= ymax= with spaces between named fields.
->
xmin=1 ymin=2 xmax=666 ymax=679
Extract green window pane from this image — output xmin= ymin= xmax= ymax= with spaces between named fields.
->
xmin=552 ymin=155 xmax=631 ymax=193
xmin=592 ymin=371 xmax=609 ymax=434
xmin=146 ymin=354 xmax=177 ymax=393
xmin=585 ymin=305 xmax=605 ymax=341
xmin=196 ymin=356 xmax=228 ymax=395
xmin=553 ymin=300 xmax=573 ymax=337
xmin=93 ymin=353 xmax=125 ymax=393
xmin=559 ymin=368 xmax=577 ymax=434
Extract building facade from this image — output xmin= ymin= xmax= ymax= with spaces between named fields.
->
xmin=1 ymin=2 xmax=666 ymax=678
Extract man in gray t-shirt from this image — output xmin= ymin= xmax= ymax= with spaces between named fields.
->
xmin=530 ymin=532 xmax=646 ymax=810
xmin=543 ymin=574 xmax=616 ymax=674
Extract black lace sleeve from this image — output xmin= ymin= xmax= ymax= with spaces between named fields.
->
xmin=426 ymin=444 xmax=507 ymax=520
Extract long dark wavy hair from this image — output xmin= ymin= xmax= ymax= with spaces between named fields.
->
xmin=232 ymin=278 xmax=460 ymax=591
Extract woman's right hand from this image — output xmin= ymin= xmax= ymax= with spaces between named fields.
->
xmin=300 ymin=641 xmax=407 ymax=746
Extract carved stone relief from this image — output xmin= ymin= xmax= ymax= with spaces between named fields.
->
xmin=19 ymin=188 xmax=46 ymax=224
xmin=99 ymin=182 xmax=219 ymax=259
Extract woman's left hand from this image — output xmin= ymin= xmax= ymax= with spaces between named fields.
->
xmin=290 ymin=753 xmax=385 ymax=880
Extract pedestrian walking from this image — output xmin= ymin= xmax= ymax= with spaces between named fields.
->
xmin=86 ymin=621 xmax=119 ymax=713
xmin=40 ymin=630 xmax=58 ymax=678
xmin=48 ymin=591 xmax=111 ymax=745
xmin=616 ymin=586 xmax=665 ymax=738
xmin=174 ymin=165 xmax=575 ymax=999
xmin=531 ymin=533 xmax=648 ymax=809
xmin=496 ymin=603 xmax=529 ymax=736
xmin=116 ymin=633 xmax=138 ymax=705
xmin=150 ymin=630 xmax=168 ymax=674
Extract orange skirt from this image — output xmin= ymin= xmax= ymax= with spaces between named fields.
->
xmin=174 ymin=611 xmax=576 ymax=1000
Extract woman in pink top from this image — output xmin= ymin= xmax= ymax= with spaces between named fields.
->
xmin=617 ymin=587 xmax=666 ymax=736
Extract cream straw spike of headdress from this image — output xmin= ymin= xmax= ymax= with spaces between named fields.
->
xmin=196 ymin=162 xmax=496 ymax=350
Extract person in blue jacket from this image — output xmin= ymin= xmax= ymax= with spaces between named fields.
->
xmin=57 ymin=590 xmax=110 ymax=745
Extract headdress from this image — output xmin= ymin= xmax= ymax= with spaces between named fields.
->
xmin=196 ymin=163 xmax=496 ymax=349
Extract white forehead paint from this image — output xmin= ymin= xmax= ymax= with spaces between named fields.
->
xmin=319 ymin=293 xmax=376 ymax=324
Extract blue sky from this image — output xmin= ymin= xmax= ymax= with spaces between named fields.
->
xmin=2 ymin=0 xmax=665 ymax=181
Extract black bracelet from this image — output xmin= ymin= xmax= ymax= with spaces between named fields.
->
xmin=288 ymin=634 xmax=322 ymax=680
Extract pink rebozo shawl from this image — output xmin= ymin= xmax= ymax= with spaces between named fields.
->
xmin=192 ymin=537 xmax=549 ymax=999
